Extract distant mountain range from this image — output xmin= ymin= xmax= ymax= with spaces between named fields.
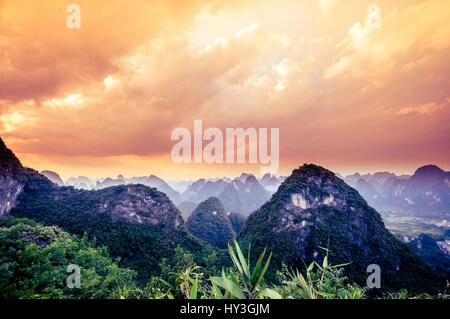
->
xmin=58 ymin=174 xmax=183 ymax=205
xmin=41 ymin=170 xmax=286 ymax=217
xmin=343 ymin=165 xmax=450 ymax=216
xmin=179 ymin=174 xmax=276 ymax=218
xmin=179 ymin=172 xmax=285 ymax=217
xmin=0 ymin=137 xmax=447 ymax=292
xmin=43 ymin=163 xmax=450 ymax=220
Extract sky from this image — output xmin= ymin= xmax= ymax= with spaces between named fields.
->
xmin=0 ymin=0 xmax=449 ymax=180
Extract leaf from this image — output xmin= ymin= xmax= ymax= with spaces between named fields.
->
xmin=317 ymin=291 xmax=335 ymax=297
xmin=234 ymin=240 xmax=250 ymax=280
xmin=247 ymin=243 xmax=251 ymax=268
xmin=189 ymin=277 xmax=198 ymax=299
xmin=210 ymin=277 xmax=245 ymax=299
xmin=295 ymin=272 xmax=315 ymax=299
xmin=329 ymin=262 xmax=351 ymax=269
xmin=250 ymin=247 xmax=267 ymax=287
xmin=322 ymin=255 xmax=328 ymax=269
xmin=228 ymin=243 xmax=244 ymax=276
xmin=159 ymin=278 xmax=172 ymax=288
xmin=255 ymin=251 xmax=272 ymax=288
xmin=318 ymin=246 xmax=328 ymax=252
xmin=211 ymin=283 xmax=224 ymax=299
xmin=257 ymin=288 xmax=282 ymax=299
xmin=313 ymin=260 xmax=323 ymax=271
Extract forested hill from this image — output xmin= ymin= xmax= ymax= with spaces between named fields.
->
xmin=238 ymin=164 xmax=446 ymax=293
xmin=0 ymin=138 xmax=447 ymax=294
xmin=0 ymin=138 xmax=207 ymax=282
xmin=187 ymin=197 xmax=235 ymax=249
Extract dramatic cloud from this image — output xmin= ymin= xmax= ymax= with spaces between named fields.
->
xmin=0 ymin=0 xmax=449 ymax=179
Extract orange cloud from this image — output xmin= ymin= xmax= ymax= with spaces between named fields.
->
xmin=1 ymin=0 xmax=449 ymax=179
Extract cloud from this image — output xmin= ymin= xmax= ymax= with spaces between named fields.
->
xmin=1 ymin=0 xmax=449 ymax=178
xmin=0 ymin=0 xmax=259 ymax=105
xmin=2 ymin=17 xmax=291 ymax=158
xmin=326 ymin=0 xmax=450 ymax=79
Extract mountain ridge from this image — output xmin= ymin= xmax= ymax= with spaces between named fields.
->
xmin=238 ymin=163 xmax=445 ymax=292
xmin=346 ymin=164 xmax=450 ymax=214
xmin=0 ymin=138 xmax=206 ymax=282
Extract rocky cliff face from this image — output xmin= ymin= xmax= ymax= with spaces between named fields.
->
xmin=239 ymin=164 xmax=445 ymax=293
xmin=9 ymin=173 xmax=188 ymax=238
xmin=89 ymin=185 xmax=184 ymax=232
xmin=0 ymin=175 xmax=24 ymax=218
xmin=0 ymin=138 xmax=26 ymax=218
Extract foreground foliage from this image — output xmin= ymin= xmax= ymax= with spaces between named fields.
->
xmin=122 ymin=241 xmax=448 ymax=300
xmin=0 ymin=217 xmax=136 ymax=298
xmin=0 ymin=217 xmax=447 ymax=299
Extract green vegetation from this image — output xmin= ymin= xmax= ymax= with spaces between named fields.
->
xmin=238 ymin=164 xmax=446 ymax=293
xmin=0 ymin=216 xmax=136 ymax=298
xmin=186 ymin=197 xmax=235 ymax=249
xmin=116 ymin=241 xmax=448 ymax=300
xmin=209 ymin=241 xmax=279 ymax=299
xmin=0 ymin=217 xmax=447 ymax=299
xmin=228 ymin=211 xmax=246 ymax=234
xmin=407 ymin=234 xmax=450 ymax=279
xmin=10 ymin=181 xmax=208 ymax=284
xmin=1 ymin=141 xmax=447 ymax=299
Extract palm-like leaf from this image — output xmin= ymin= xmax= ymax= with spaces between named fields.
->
xmin=210 ymin=276 xmax=245 ymax=299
